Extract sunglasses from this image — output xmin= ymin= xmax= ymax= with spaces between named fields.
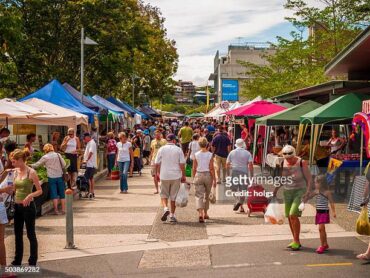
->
xmin=283 ymin=152 xmax=293 ymax=156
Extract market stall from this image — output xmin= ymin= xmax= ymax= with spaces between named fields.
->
xmin=20 ymin=79 xmax=98 ymax=123
xmin=299 ymin=93 xmax=370 ymax=198
xmin=226 ymin=100 xmax=286 ymax=165
xmin=255 ymin=100 xmax=322 ymax=170
xmin=107 ymin=97 xmax=150 ymax=120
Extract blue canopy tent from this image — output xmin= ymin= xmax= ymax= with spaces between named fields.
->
xmin=20 ymin=79 xmax=97 ymax=123
xmin=137 ymin=105 xmax=161 ymax=118
xmin=63 ymin=82 xmax=107 ymax=114
xmin=106 ymin=97 xmax=150 ymax=120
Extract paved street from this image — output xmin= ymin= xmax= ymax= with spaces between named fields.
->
xmin=3 ymin=168 xmax=369 ymax=277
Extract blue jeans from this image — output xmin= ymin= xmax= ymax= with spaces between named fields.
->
xmin=107 ymin=154 xmax=116 ymax=172
xmin=118 ymin=161 xmax=130 ymax=191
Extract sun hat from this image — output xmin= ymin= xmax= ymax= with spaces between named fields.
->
xmin=282 ymin=145 xmax=296 ymax=158
xmin=235 ymin=138 xmax=246 ymax=149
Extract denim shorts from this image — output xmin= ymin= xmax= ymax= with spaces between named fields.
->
xmin=48 ymin=177 xmax=66 ymax=199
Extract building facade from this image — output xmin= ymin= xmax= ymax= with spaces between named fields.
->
xmin=209 ymin=43 xmax=276 ymax=103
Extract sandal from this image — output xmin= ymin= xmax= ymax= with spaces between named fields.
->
xmin=290 ymin=242 xmax=301 ymax=251
xmin=199 ymin=216 xmax=205 ymax=223
xmin=357 ymin=253 xmax=370 ymax=260
xmin=204 ymin=215 xmax=210 ymax=220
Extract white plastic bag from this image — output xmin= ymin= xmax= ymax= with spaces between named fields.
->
xmin=264 ymin=198 xmax=284 ymax=225
xmin=175 ymin=183 xmax=189 ymax=208
xmin=298 ymin=202 xmax=305 ymax=212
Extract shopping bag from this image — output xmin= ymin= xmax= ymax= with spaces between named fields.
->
xmin=185 ymin=164 xmax=192 ymax=177
xmin=209 ymin=187 xmax=216 ymax=204
xmin=175 ymin=183 xmax=189 ymax=208
xmin=264 ymin=198 xmax=284 ymax=225
xmin=111 ymin=166 xmax=120 ymax=180
xmin=356 ymin=206 xmax=370 ymax=236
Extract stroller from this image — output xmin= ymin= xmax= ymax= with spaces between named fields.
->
xmin=76 ymin=167 xmax=93 ymax=199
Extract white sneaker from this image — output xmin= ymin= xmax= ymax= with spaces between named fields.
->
xmin=161 ymin=209 xmax=170 ymax=221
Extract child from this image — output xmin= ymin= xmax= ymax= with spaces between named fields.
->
xmin=303 ymin=174 xmax=336 ymax=254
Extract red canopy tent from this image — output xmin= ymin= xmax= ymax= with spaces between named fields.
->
xmin=225 ymin=100 xmax=286 ymax=117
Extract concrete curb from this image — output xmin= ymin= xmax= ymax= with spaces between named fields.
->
xmin=41 ymin=168 xmax=108 ymax=215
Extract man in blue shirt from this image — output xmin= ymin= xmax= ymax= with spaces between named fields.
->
xmin=211 ymin=125 xmax=231 ymax=184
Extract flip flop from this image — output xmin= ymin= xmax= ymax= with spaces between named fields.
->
xmin=357 ymin=253 xmax=370 ymax=260
xmin=290 ymin=242 xmax=301 ymax=251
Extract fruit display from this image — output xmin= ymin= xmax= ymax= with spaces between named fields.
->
xmin=331 ymin=153 xmax=360 ymax=161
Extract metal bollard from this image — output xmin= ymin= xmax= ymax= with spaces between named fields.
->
xmin=65 ymin=188 xmax=76 ymax=249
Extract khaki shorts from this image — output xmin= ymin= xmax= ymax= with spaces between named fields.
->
xmin=160 ymin=179 xmax=181 ymax=201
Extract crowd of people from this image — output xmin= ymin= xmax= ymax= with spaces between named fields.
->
xmin=0 ymin=115 xmax=370 ymax=270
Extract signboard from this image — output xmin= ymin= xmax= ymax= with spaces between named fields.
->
xmin=13 ymin=124 xmax=36 ymax=135
xmin=222 ymin=79 xmax=239 ymax=101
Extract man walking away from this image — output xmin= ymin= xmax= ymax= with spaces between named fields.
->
xmin=155 ymin=134 xmax=186 ymax=223
xmin=178 ymin=122 xmax=193 ymax=155
xmin=150 ymin=130 xmax=167 ymax=194
xmin=227 ymin=138 xmax=254 ymax=213
xmin=83 ymin=133 xmax=97 ymax=198
xmin=211 ymin=125 xmax=231 ymax=184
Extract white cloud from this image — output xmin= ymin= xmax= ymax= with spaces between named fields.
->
xmin=145 ymin=0 xmax=299 ymax=85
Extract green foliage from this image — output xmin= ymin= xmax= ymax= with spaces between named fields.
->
xmin=0 ymin=0 xmax=178 ymax=101
xmin=162 ymin=93 xmax=176 ymax=104
xmin=240 ymin=0 xmax=367 ymax=99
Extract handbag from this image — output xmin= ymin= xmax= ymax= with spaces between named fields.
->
xmin=58 ymin=154 xmax=70 ymax=182
xmin=4 ymin=193 xmax=15 ymax=221
xmin=209 ymin=187 xmax=216 ymax=204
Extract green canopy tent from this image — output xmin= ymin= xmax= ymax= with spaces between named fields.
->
xmin=254 ymin=100 xmax=322 ymax=167
xmin=300 ymin=93 xmax=369 ymax=166
xmin=256 ymin=100 xmax=321 ymax=126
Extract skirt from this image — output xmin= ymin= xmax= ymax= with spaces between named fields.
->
xmin=65 ymin=153 xmax=78 ymax=173
xmin=315 ymin=210 xmax=330 ymax=225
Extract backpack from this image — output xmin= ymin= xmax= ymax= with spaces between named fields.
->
xmin=107 ymin=139 xmax=117 ymax=153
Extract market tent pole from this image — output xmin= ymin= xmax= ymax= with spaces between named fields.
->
xmin=309 ymin=124 xmax=314 ymax=167
xmin=296 ymin=123 xmax=308 ymax=154
xmin=252 ymin=124 xmax=258 ymax=162
xmin=262 ymin=125 xmax=270 ymax=169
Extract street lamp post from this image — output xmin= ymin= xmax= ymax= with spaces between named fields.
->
xmin=80 ymin=27 xmax=98 ymax=103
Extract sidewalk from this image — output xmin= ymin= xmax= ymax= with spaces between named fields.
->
xmin=4 ymin=167 xmax=368 ymax=275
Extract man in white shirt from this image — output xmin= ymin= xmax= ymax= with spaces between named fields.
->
xmin=226 ymin=138 xmax=254 ymax=213
xmin=83 ymin=133 xmax=97 ymax=198
xmin=155 ymin=134 xmax=186 ymax=223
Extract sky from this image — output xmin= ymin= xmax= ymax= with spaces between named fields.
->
xmin=145 ymin=0 xmax=303 ymax=86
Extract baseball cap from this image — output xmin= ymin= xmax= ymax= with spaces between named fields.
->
xmin=166 ymin=134 xmax=176 ymax=141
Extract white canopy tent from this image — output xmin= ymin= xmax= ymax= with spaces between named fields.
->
xmin=204 ymin=101 xmax=242 ymax=119
xmin=16 ymin=98 xmax=88 ymax=128
xmin=0 ymin=98 xmax=51 ymax=121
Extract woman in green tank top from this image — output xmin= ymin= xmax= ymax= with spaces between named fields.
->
xmin=10 ymin=149 xmax=42 ymax=266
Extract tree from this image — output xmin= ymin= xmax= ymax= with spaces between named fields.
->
xmin=240 ymin=0 xmax=368 ymax=99
xmin=0 ymin=0 xmax=178 ymax=102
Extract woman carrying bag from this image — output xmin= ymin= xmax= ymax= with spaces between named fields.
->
xmin=10 ymin=149 xmax=43 ymax=266
xmin=61 ymin=128 xmax=81 ymax=188
xmin=192 ymin=137 xmax=216 ymax=223
xmin=31 ymin=144 xmax=67 ymax=215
